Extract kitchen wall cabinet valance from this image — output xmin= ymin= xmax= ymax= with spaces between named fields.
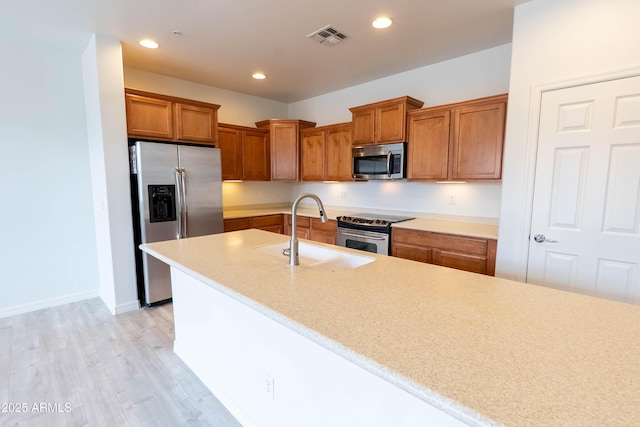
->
xmin=125 ymin=89 xmax=220 ymax=144
xmin=407 ymin=94 xmax=507 ymax=181
xmin=349 ymin=96 xmax=424 ymax=146
xmin=218 ymin=123 xmax=269 ymax=181
xmin=392 ymin=228 xmax=497 ymax=276
xmin=255 ymin=119 xmax=316 ymax=181
xmin=300 ymin=122 xmax=353 ymax=182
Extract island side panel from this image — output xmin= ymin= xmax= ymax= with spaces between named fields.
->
xmin=169 ymin=267 xmax=468 ymax=427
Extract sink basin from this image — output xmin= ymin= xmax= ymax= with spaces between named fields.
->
xmin=256 ymin=242 xmax=375 ymax=270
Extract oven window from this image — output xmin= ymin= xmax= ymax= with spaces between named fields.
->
xmin=345 ymin=239 xmax=378 ymax=254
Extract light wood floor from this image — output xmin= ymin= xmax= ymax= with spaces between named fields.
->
xmin=0 ymin=298 xmax=241 ymax=427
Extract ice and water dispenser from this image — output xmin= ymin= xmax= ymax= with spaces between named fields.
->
xmin=148 ymin=185 xmax=176 ymax=223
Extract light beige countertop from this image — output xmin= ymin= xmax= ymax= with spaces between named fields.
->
xmin=224 ymin=205 xmax=499 ymax=239
xmin=393 ymin=218 xmax=498 ymax=240
xmin=142 ymin=230 xmax=640 ymax=426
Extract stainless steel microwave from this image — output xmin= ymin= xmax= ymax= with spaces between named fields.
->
xmin=352 ymin=142 xmax=406 ymax=180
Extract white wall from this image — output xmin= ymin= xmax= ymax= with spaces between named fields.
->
xmin=0 ymin=33 xmax=100 ymax=316
xmin=123 ymin=67 xmax=289 ymax=127
xmin=288 ymin=44 xmax=512 ymax=126
xmin=291 ymin=44 xmax=512 ymax=219
xmin=294 ymin=182 xmax=502 ymax=219
xmin=496 ymin=0 xmax=640 ymax=280
xmin=222 ymin=181 xmax=296 ymax=208
xmin=82 ymin=35 xmax=139 ymax=314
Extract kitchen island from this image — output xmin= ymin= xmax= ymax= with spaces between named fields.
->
xmin=141 ymin=230 xmax=640 ymax=426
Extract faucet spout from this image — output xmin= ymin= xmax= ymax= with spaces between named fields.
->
xmin=289 ymin=193 xmax=327 ymax=266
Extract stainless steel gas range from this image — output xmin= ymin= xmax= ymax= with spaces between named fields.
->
xmin=336 ymin=213 xmax=415 ymax=255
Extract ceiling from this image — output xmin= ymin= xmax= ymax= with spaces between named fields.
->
xmin=4 ymin=0 xmax=530 ymax=103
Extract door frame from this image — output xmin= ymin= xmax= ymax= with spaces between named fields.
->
xmin=512 ymin=66 xmax=640 ymax=283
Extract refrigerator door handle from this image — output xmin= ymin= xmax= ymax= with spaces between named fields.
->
xmin=180 ymin=167 xmax=188 ymax=238
xmin=175 ymin=167 xmax=184 ymax=239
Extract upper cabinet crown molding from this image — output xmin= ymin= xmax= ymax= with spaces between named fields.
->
xmin=349 ymin=96 xmax=424 ymax=145
xmin=255 ymin=119 xmax=316 ymax=181
xmin=124 ymin=88 xmax=220 ymax=144
xmin=407 ymin=93 xmax=507 ymax=181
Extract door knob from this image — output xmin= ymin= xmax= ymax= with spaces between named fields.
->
xmin=533 ymin=234 xmax=558 ymax=243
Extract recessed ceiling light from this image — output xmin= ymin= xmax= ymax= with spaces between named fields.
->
xmin=139 ymin=39 xmax=159 ymax=49
xmin=372 ymin=17 xmax=393 ymax=29
xmin=252 ymin=72 xmax=266 ymax=80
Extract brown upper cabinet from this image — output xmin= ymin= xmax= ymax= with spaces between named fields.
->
xmin=256 ymin=119 xmax=316 ymax=181
xmin=300 ymin=122 xmax=353 ymax=182
xmin=407 ymin=94 xmax=507 ymax=181
xmin=218 ymin=123 xmax=270 ymax=181
xmin=349 ymin=96 xmax=424 ymax=145
xmin=300 ymin=128 xmax=325 ymax=181
xmin=124 ymin=89 xmax=220 ymax=144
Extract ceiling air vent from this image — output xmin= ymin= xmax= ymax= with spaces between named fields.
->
xmin=307 ymin=25 xmax=348 ymax=46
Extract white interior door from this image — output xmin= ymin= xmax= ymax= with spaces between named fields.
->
xmin=527 ymin=75 xmax=640 ymax=304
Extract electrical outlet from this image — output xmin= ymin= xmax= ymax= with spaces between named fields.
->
xmin=264 ymin=374 xmax=275 ymax=400
xmin=448 ymin=194 xmax=456 ymax=205
xmin=340 ymin=191 xmax=347 ymax=199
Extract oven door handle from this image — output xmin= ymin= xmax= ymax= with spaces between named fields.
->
xmin=338 ymin=231 xmax=387 ymax=240
xmin=386 ymin=150 xmax=392 ymax=178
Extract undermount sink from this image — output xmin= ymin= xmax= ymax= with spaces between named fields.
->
xmin=257 ymin=241 xmax=375 ymax=270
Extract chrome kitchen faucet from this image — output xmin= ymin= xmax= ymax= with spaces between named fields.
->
xmin=287 ymin=193 xmax=327 ymax=266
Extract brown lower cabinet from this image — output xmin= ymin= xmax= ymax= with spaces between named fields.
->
xmin=309 ymin=218 xmax=338 ymax=245
xmin=284 ymin=215 xmax=311 ymax=240
xmin=391 ymin=228 xmax=496 ymax=276
xmin=223 ymin=214 xmax=283 ymax=234
xmin=224 ymin=214 xmax=337 ymax=244
xmin=284 ymin=215 xmax=337 ymax=244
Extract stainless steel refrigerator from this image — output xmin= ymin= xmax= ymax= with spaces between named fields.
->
xmin=129 ymin=140 xmax=224 ymax=305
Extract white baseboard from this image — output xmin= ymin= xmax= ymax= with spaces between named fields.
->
xmin=113 ymin=299 xmax=140 ymax=314
xmin=0 ymin=290 xmax=100 ymax=319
